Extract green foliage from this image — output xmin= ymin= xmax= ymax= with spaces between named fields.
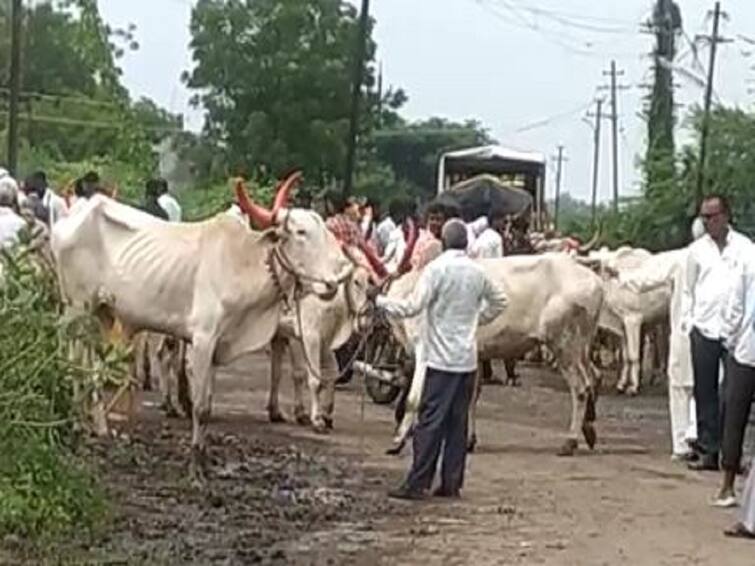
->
xmin=186 ymin=0 xmax=375 ymax=181
xmin=371 ymin=117 xmax=493 ymax=200
xmin=181 ymin=178 xmax=276 ymax=221
xmin=0 ymin=0 xmax=179 ymax=171
xmin=0 ymin=246 xmax=119 ymax=538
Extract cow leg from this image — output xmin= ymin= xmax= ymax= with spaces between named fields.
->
xmin=390 ymin=356 xmax=426 ymax=455
xmin=287 ymin=343 xmax=310 ymax=426
xmin=157 ymin=336 xmax=180 ymax=418
xmin=615 ymin=332 xmax=630 ymax=393
xmin=176 ymin=341 xmax=193 ymax=418
xmin=320 ymin=350 xmax=339 ymax=430
xmin=304 ymin=341 xmax=329 ymax=434
xmin=624 ymin=316 xmax=643 ymax=395
xmin=557 ymin=361 xmax=588 ymax=456
xmin=467 ymin=365 xmax=483 ymax=452
xmin=189 ymin=333 xmax=217 ymax=487
xmin=267 ymin=337 xmax=288 ymax=424
xmin=132 ymin=333 xmax=150 ymax=391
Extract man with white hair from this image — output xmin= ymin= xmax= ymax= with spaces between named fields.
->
xmin=372 ymin=219 xmax=508 ymax=500
xmin=619 ymin=217 xmax=706 ymax=460
xmin=0 ymin=179 xmax=27 ymax=249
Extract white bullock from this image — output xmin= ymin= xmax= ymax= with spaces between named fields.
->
xmin=581 ymin=247 xmax=673 ymax=395
xmin=387 ymin=253 xmax=604 ymax=456
xmin=51 ymin=173 xmax=353 ymax=483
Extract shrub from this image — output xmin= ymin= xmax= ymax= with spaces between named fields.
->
xmin=0 ymin=244 xmax=122 ymax=537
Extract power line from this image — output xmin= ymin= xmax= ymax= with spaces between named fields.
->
xmin=513 ymin=100 xmax=594 ymax=133
xmin=476 ymin=0 xmax=643 ymax=59
xmin=501 ymin=0 xmax=638 ymax=34
xmin=0 ymin=87 xmax=123 ymax=110
xmin=0 ymin=111 xmax=182 ymax=132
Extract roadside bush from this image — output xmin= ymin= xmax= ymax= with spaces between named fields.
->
xmin=0 ymin=245 xmax=123 ymax=538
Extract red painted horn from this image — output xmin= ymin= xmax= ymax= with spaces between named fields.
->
xmin=272 ymin=170 xmax=302 ymax=215
xmin=235 ymin=178 xmax=273 ymax=229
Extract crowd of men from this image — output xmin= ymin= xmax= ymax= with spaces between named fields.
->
xmin=1 ymin=166 xmax=753 ymax=538
xmin=0 ymin=168 xmax=183 ymax=249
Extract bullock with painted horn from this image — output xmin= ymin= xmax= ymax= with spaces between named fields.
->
xmin=52 ymin=171 xmax=353 ymax=485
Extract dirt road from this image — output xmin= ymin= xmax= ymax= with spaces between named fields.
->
xmin=5 ymin=355 xmax=753 ymax=565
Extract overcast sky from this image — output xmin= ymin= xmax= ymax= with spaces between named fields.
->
xmin=99 ymin=0 xmax=755 ymax=202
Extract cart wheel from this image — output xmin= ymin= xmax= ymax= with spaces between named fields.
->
xmin=366 ymin=374 xmax=401 ymax=405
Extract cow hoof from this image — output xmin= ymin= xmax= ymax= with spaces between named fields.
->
xmin=323 ymin=416 xmax=334 ymax=430
xmin=269 ymin=411 xmax=288 ymax=424
xmin=295 ymin=413 xmax=312 ymax=427
xmin=312 ymin=421 xmax=330 ymax=435
xmin=557 ymin=439 xmax=579 ymax=457
xmin=162 ymin=403 xmax=180 ymax=419
xmin=616 ymin=383 xmax=626 ymax=393
xmin=582 ymin=424 xmax=597 ymax=450
xmin=467 ymin=435 xmax=478 ymax=453
xmin=626 ymin=388 xmax=639 ymax=397
xmin=386 ymin=441 xmax=405 ymax=456
xmin=190 ymin=448 xmax=209 ymax=489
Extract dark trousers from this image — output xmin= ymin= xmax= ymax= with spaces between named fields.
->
xmin=405 ymin=367 xmax=472 ymax=493
xmin=691 ymin=327 xmax=726 ymax=459
xmin=722 ymin=356 xmax=755 ymax=471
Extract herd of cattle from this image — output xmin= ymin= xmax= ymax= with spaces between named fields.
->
xmin=38 ymin=174 xmax=681 ymax=484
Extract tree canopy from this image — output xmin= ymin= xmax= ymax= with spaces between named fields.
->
xmin=186 ymin=0 xmax=375 ymax=184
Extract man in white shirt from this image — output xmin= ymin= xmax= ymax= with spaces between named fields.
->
xmin=374 ymin=220 xmax=508 ymax=500
xmin=682 ymin=194 xmax=753 ymax=471
xmin=0 ymin=180 xmax=27 ymax=249
xmin=619 ymin=218 xmax=705 ymax=460
xmin=375 ymin=200 xmax=401 ymax=256
xmin=715 ymin=253 xmax=755 ymax=506
xmin=156 ymin=178 xmax=182 ymax=222
xmin=470 ymin=209 xmax=505 ymax=259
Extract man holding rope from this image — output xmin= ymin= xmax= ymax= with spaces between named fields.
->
xmin=371 ymin=219 xmax=507 ymax=500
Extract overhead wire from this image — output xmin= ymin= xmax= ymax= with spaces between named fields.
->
xmin=0 ymin=87 xmax=124 ymax=110
xmin=500 ymin=0 xmax=638 ymax=34
xmin=512 ymin=99 xmax=595 ymax=134
xmin=475 ymin=0 xmax=646 ymax=59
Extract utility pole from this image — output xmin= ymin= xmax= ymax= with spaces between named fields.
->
xmin=376 ymin=61 xmax=383 ymax=129
xmin=553 ymin=145 xmax=566 ymax=231
xmin=6 ymin=0 xmax=23 ymax=176
xmin=587 ymin=98 xmax=603 ymax=229
xmin=602 ymin=60 xmax=626 ymax=213
xmin=695 ymin=1 xmax=729 ymax=203
xmin=343 ymin=0 xmax=370 ymax=198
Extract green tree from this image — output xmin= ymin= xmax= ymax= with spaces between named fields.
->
xmin=186 ymin=0 xmax=375 ymax=184
xmin=1 ymin=0 xmax=179 ymax=175
xmin=371 ymin=117 xmax=493 ymax=200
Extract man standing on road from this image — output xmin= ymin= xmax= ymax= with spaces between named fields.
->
xmin=715 ymin=248 xmax=755 ymax=507
xmin=682 ymin=194 xmax=753 ymax=471
xmin=373 ymin=219 xmax=508 ymax=500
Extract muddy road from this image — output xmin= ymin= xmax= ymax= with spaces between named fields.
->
xmin=4 ymin=355 xmax=754 ymax=565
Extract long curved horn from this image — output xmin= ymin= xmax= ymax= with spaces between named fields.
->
xmin=272 ymin=170 xmax=302 ymax=216
xmin=396 ymin=217 xmax=419 ymax=275
xmin=578 ymin=224 xmax=601 ymax=254
xmin=235 ymin=178 xmax=273 ymax=229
